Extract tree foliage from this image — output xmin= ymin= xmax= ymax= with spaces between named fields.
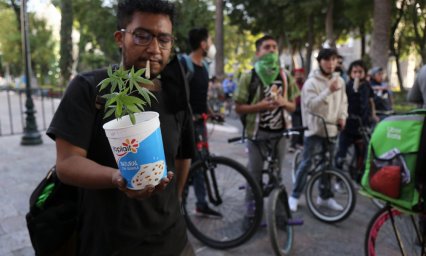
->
xmin=0 ymin=5 xmax=55 ymax=85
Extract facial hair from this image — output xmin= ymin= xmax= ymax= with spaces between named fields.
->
xmin=122 ymin=42 xmax=164 ymax=79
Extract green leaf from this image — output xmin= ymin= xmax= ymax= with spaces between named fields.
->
xmin=129 ymin=111 xmax=136 ymax=125
xmin=118 ymin=79 xmax=124 ymax=91
xmin=97 ymin=77 xmax=115 ymax=87
xmin=116 ymin=99 xmax=123 ymax=117
xmin=121 ymin=95 xmax=146 ymax=104
xmin=138 ymin=87 xmax=151 ymax=106
xmin=103 ymin=108 xmax=115 ymax=119
xmin=107 ymin=64 xmax=113 ymax=78
xmin=142 ymin=87 xmax=158 ymax=103
xmin=119 ymin=88 xmax=130 ymax=97
xmin=105 ymin=94 xmax=119 ymax=108
xmin=134 ymin=77 xmax=154 ymax=85
xmin=111 ymin=80 xmax=118 ymax=93
xmin=124 ymin=103 xmax=141 ymax=113
xmin=137 ymin=104 xmax=145 ymax=111
xmin=134 ymin=68 xmax=146 ymax=78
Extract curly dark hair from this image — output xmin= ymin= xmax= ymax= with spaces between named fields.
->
xmin=117 ymin=0 xmax=176 ymax=30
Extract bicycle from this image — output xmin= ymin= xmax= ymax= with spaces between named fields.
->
xmin=181 ymin=114 xmax=263 ymax=249
xmin=363 ymin=200 xmax=426 ymax=256
xmin=290 ymin=112 xmax=356 ymax=223
xmin=227 ymin=126 xmax=306 ymax=256
xmin=340 ymin=115 xmax=385 ymax=209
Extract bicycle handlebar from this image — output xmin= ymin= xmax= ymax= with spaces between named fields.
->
xmin=227 ymin=126 xmax=308 ymax=144
xmin=309 ymin=112 xmax=341 ymax=144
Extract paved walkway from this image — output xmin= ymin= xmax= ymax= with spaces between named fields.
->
xmin=0 ymin=110 xmax=379 ymax=255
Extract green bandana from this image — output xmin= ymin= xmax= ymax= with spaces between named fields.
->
xmin=255 ymin=52 xmax=280 ymax=87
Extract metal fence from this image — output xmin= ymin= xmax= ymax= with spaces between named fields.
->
xmin=0 ymin=87 xmax=64 ymax=137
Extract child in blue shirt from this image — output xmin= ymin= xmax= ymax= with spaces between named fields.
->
xmin=335 ymin=60 xmax=379 ymax=174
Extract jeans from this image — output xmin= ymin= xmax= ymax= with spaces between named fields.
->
xmin=245 ymin=130 xmax=288 ymax=216
xmin=193 ymin=122 xmax=208 ymax=210
xmin=335 ymin=130 xmax=360 ymax=169
xmin=291 ymin=135 xmax=336 ymax=199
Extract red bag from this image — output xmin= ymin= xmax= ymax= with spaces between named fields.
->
xmin=370 ymin=166 xmax=401 ymax=199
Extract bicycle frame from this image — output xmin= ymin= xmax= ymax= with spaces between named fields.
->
xmin=345 ymin=115 xmax=372 ymax=182
xmin=386 ymin=203 xmax=426 ymax=256
xmin=193 ymin=113 xmax=224 ymax=207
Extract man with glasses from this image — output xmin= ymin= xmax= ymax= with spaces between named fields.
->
xmin=47 ymin=0 xmax=196 ymax=255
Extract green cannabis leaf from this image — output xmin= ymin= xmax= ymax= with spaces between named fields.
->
xmin=97 ymin=64 xmax=158 ymax=125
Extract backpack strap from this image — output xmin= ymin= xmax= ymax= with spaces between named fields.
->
xmin=248 ymin=69 xmax=261 ymax=104
xmin=181 ymin=55 xmax=195 ymax=83
xmin=279 ymin=68 xmax=288 ymax=99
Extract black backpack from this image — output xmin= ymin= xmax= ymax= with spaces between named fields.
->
xmin=26 ymin=68 xmax=110 ymax=256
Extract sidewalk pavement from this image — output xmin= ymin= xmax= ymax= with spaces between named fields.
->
xmin=0 ymin=116 xmax=379 ymax=256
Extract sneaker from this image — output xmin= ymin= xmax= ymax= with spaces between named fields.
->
xmin=316 ymin=197 xmax=344 ymax=211
xmin=242 ymin=216 xmax=254 ymax=231
xmin=195 ymin=206 xmax=223 ymax=219
xmin=288 ymin=146 xmax=296 ymax=153
xmin=334 ymin=181 xmax=347 ymax=194
xmin=288 ymin=197 xmax=299 ymax=212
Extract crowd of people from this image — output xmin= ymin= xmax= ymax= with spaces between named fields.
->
xmin=43 ymin=0 xmax=423 ymax=255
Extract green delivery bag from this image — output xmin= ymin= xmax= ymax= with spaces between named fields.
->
xmin=362 ymin=110 xmax=426 ymax=212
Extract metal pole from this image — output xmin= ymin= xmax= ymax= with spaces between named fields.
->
xmin=20 ymin=0 xmax=42 ymax=145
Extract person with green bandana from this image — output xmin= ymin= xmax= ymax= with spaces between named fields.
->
xmin=233 ymin=35 xmax=300 ymax=230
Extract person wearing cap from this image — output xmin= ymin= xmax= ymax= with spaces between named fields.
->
xmin=222 ymin=74 xmax=237 ymax=115
xmin=369 ymin=67 xmax=394 ymax=121
xmin=288 ymin=48 xmax=348 ymax=212
xmin=288 ymin=68 xmax=306 ymax=152
xmin=408 ymin=64 xmax=426 ymax=108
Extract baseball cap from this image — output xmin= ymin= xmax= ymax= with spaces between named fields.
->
xmin=370 ymin=67 xmax=383 ymax=76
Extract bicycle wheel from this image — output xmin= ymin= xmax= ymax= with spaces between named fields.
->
xmin=365 ymin=207 xmax=423 ymax=256
xmin=371 ymin=198 xmax=385 ymax=209
xmin=267 ymin=188 xmax=293 ymax=256
xmin=291 ymin=149 xmax=302 ymax=184
xmin=305 ymin=168 xmax=356 ymax=223
xmin=181 ymin=156 xmax=263 ymax=249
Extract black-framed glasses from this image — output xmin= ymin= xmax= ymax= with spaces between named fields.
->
xmin=121 ymin=29 xmax=176 ymax=49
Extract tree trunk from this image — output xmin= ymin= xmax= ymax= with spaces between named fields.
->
xmin=412 ymin=0 xmax=426 ymax=65
xmin=59 ymin=0 xmax=73 ymax=86
xmin=214 ymin=0 xmax=224 ymax=81
xmin=395 ymin=54 xmax=404 ymax=91
xmin=360 ymin=23 xmax=366 ymax=58
xmin=390 ymin=0 xmax=406 ymax=90
xmin=369 ymin=0 xmax=392 ymax=70
xmin=305 ymin=13 xmax=314 ymax=77
xmin=298 ymin=40 xmax=305 ymax=69
xmin=325 ymin=0 xmax=336 ymax=49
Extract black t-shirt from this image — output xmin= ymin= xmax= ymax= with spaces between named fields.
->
xmin=259 ymin=74 xmax=285 ymax=132
xmin=47 ymin=69 xmax=195 ymax=256
xmin=345 ymin=80 xmax=373 ymax=134
xmin=188 ymin=63 xmax=209 ymax=115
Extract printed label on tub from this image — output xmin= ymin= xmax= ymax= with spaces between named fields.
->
xmin=111 ymin=127 xmax=167 ymax=189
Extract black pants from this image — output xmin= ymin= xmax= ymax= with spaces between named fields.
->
xmin=290 ymin=106 xmax=304 ymax=147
